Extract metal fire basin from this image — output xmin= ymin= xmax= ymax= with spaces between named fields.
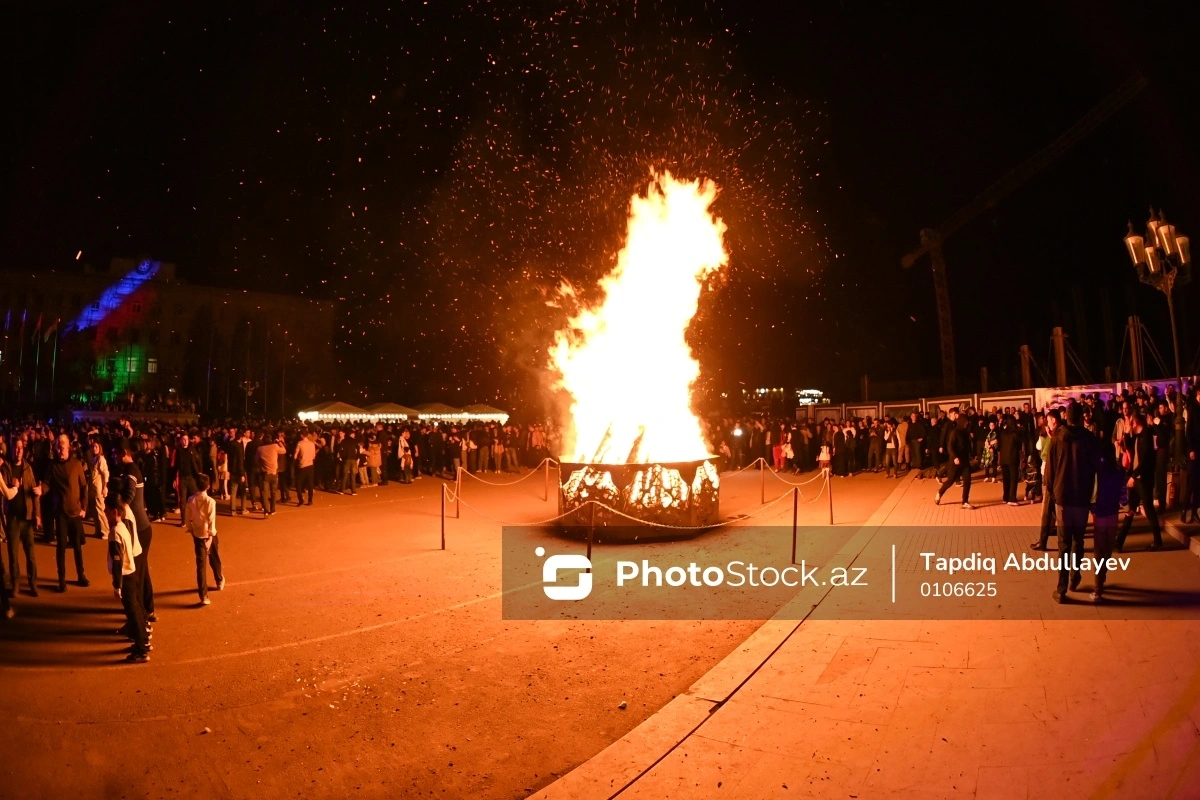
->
xmin=558 ymin=457 xmax=721 ymax=531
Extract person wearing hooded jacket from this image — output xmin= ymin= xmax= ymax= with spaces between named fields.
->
xmin=108 ymin=488 xmax=149 ymax=663
xmin=1045 ymin=403 xmax=1100 ymax=602
xmin=934 ymin=415 xmax=974 ymax=509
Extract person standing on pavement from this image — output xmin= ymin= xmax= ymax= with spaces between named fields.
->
xmin=108 ymin=489 xmax=149 ymax=662
xmin=87 ymin=439 xmax=111 ymax=539
xmin=256 ymin=432 xmax=285 ymax=516
xmin=186 ymin=474 xmax=224 ymax=606
xmin=1091 ymin=441 xmax=1127 ymax=604
xmin=998 ymin=415 xmax=1023 ymax=505
xmin=114 ymin=441 xmax=156 ymax=624
xmin=0 ymin=467 xmax=19 ymax=618
xmin=1031 ymin=409 xmax=1062 ymax=551
xmin=339 ymin=430 xmax=359 ymax=494
xmin=175 ymin=433 xmax=200 ymax=527
xmin=293 ymin=431 xmax=317 ymax=506
xmin=934 ymin=415 xmax=974 ymax=509
xmin=43 ymin=434 xmax=89 ymax=592
xmin=1045 ymin=403 xmax=1100 ymax=603
xmin=1116 ymin=414 xmax=1162 ymax=552
xmin=226 ymin=429 xmax=251 ymax=515
xmin=2 ymin=440 xmax=39 ymax=596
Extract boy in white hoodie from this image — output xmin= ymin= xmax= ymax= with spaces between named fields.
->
xmin=186 ymin=474 xmax=224 ymax=606
xmin=108 ymin=487 xmax=149 ymax=663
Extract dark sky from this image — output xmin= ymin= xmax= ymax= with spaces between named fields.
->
xmin=3 ymin=1 xmax=1196 ymax=407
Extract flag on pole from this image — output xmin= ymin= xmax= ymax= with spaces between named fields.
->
xmin=43 ymin=318 xmax=59 ymax=342
xmin=3 ymin=310 xmax=9 ymax=333
xmin=33 ymin=313 xmax=42 ymax=341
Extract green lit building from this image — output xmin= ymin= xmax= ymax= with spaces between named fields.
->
xmin=0 ymin=258 xmax=335 ymax=413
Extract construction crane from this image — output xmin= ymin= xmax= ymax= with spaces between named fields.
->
xmin=902 ymin=73 xmax=1148 ymax=393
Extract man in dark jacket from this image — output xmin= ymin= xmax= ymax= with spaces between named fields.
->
xmin=2 ymin=439 xmax=39 ymax=596
xmin=44 ymin=433 xmax=89 ymax=592
xmin=934 ymin=416 xmax=974 ymax=508
xmin=906 ymin=412 xmax=926 ymax=472
xmin=175 ymin=433 xmax=200 ymax=527
xmin=998 ymin=415 xmax=1023 ymax=505
xmin=1045 ymin=403 xmax=1099 ymax=601
xmin=225 ymin=429 xmax=251 ymax=515
xmin=1116 ymin=413 xmax=1162 ymax=551
xmin=937 ymin=410 xmax=956 ymax=470
xmin=338 ymin=431 xmax=359 ymax=495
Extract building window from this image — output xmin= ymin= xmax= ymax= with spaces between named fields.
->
xmin=147 ymin=358 xmax=158 ymax=374
xmin=106 ymin=328 xmax=118 ymax=342
xmin=149 ymin=329 xmax=160 ymax=344
xmin=170 ymin=331 xmax=181 ymax=346
xmin=126 ymin=354 xmax=139 ymax=373
xmin=133 ymin=301 xmax=142 ymax=314
xmin=129 ymin=328 xmax=141 ymax=343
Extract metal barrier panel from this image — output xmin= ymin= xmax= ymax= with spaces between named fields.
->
xmin=977 ymin=391 xmax=1036 ymax=412
xmin=846 ymin=403 xmax=881 ymax=419
xmin=882 ymin=400 xmax=922 ymax=419
xmin=925 ymin=395 xmax=973 ymax=415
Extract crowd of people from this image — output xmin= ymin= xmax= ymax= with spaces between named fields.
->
xmin=712 ymin=381 xmax=1197 ymax=603
xmin=0 ymin=415 xmax=561 ymax=661
xmin=0 ymin=384 xmax=1192 ymax=658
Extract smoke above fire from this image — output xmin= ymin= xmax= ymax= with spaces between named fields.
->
xmin=551 ymin=171 xmax=727 ymax=464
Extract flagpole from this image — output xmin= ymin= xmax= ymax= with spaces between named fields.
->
xmin=32 ymin=331 xmax=42 ymax=404
xmin=50 ymin=324 xmax=60 ymax=404
xmin=2 ymin=309 xmax=9 ymax=407
xmin=17 ymin=313 xmax=26 ymax=403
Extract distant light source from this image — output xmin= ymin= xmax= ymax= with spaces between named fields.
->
xmin=733 ymin=427 xmax=743 ymax=437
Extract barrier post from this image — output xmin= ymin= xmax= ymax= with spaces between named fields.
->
xmin=440 ymin=485 xmax=446 ymax=550
xmin=760 ymin=457 xmax=766 ymax=504
xmin=544 ymin=458 xmax=549 ymax=502
xmin=791 ymin=487 xmax=799 ymax=564
xmin=826 ymin=467 xmax=834 ymax=526
xmin=587 ymin=501 xmax=595 ymax=567
xmin=455 ymin=466 xmax=461 ymax=519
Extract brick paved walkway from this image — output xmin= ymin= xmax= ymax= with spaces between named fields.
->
xmin=535 ymin=472 xmax=1200 ymax=799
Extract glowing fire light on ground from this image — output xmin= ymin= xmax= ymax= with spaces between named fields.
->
xmin=552 ymin=171 xmax=728 ymax=465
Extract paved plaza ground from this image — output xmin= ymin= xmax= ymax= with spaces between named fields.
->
xmin=0 ymin=466 xmax=896 ymax=799
xmin=536 ymin=473 xmax=1200 ymax=800
xmin=2 ymin=467 xmax=1197 ymax=799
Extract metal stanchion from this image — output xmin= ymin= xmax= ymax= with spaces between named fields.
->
xmin=791 ymin=487 xmax=799 ymax=564
xmin=826 ymin=467 xmax=834 ymax=526
xmin=440 ymin=485 xmax=446 ymax=550
xmin=760 ymin=457 xmax=766 ymax=504
xmin=587 ymin=500 xmax=595 ymax=566
xmin=544 ymin=458 xmax=550 ymax=502
xmin=454 ymin=466 xmax=461 ymax=519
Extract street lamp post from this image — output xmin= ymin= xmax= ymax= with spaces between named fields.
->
xmin=1123 ymin=207 xmax=1192 ymax=476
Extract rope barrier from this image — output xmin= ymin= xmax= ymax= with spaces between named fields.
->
xmin=764 ymin=468 xmax=827 ymax=488
xmin=452 ymin=491 xmax=582 ymax=527
xmin=439 ymin=459 xmax=833 ymax=541
xmin=457 ymin=457 xmax=559 ymax=487
xmin=447 ymin=478 xmax=817 ymax=532
xmin=591 ymin=488 xmax=798 ymax=531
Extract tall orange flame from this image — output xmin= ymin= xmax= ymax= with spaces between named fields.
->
xmin=551 ymin=171 xmax=728 ymax=464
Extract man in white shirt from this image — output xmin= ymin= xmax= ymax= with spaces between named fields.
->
xmin=185 ymin=474 xmax=224 ymax=606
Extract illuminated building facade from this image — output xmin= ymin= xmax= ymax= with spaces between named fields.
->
xmin=0 ymin=258 xmax=335 ymax=411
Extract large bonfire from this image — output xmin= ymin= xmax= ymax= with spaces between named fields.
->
xmin=551 ymin=171 xmax=728 ymax=466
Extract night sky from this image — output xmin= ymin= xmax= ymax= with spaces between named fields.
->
xmin=3 ymin=1 xmax=1196 ymax=409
